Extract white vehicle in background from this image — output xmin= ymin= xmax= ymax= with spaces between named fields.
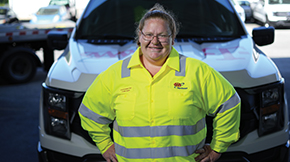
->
xmin=8 ymin=0 xmax=89 ymax=22
xmin=38 ymin=0 xmax=289 ymax=162
xmin=238 ymin=0 xmax=254 ymax=21
xmin=30 ymin=5 xmax=72 ymax=25
xmin=8 ymin=0 xmax=50 ymax=21
xmin=252 ymin=0 xmax=290 ymax=27
xmin=49 ymin=0 xmax=90 ymax=21
xmin=231 ymin=0 xmax=246 ymax=22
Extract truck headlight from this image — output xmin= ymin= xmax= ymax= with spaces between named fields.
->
xmin=43 ymin=89 xmax=70 ymax=139
xmin=53 ymin=15 xmax=60 ymax=22
xmin=48 ymin=93 xmax=66 ymax=111
xmin=51 ymin=117 xmax=68 ymax=134
xmin=258 ymin=86 xmax=284 ymax=136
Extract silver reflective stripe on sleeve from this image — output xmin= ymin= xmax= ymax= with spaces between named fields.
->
xmin=113 ymin=118 xmax=205 ymax=137
xmin=209 ymin=92 xmax=240 ymax=116
xmin=115 ymin=138 xmax=205 ymax=159
xmin=175 ymin=54 xmax=187 ymax=77
xmin=121 ymin=56 xmax=131 ymax=78
xmin=79 ymin=103 xmax=113 ymax=124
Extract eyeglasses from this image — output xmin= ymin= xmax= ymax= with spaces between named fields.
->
xmin=140 ymin=30 xmax=172 ymax=43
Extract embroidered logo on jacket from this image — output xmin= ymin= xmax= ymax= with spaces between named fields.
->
xmin=174 ymin=82 xmax=188 ymax=89
xmin=121 ymin=87 xmax=132 ymax=92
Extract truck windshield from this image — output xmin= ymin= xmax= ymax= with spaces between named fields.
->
xmin=76 ymin=0 xmax=245 ymax=42
xmin=49 ymin=0 xmax=70 ymax=6
xmin=37 ymin=8 xmax=59 ymax=15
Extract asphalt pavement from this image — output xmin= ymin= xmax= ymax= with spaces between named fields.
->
xmin=0 ymin=68 xmax=46 ymax=162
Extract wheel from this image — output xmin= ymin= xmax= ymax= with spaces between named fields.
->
xmin=265 ymin=15 xmax=275 ymax=28
xmin=3 ymin=53 xmax=37 ymax=83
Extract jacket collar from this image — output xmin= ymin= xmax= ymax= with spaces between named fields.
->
xmin=127 ymin=47 xmax=180 ymax=72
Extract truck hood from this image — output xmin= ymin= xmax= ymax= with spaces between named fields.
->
xmin=46 ymin=36 xmax=280 ymax=92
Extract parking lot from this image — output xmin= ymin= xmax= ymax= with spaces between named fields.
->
xmin=0 ymin=22 xmax=289 ymax=162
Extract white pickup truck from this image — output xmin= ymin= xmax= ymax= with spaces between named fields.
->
xmin=252 ymin=0 xmax=290 ymax=28
xmin=38 ymin=0 xmax=289 ymax=162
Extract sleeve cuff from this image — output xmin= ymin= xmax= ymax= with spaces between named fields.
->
xmin=98 ymin=140 xmax=114 ymax=154
xmin=210 ymin=140 xmax=231 ymax=153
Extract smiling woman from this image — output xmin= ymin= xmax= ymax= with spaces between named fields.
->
xmin=78 ymin=3 xmax=241 ymax=162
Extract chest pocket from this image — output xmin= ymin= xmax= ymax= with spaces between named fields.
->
xmin=114 ymin=93 xmax=136 ymax=121
xmin=168 ymin=91 xmax=194 ymax=119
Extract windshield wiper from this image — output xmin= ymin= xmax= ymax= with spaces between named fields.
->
xmin=176 ymin=35 xmax=241 ymax=44
xmin=79 ymin=34 xmax=134 ymax=40
xmin=177 ymin=34 xmax=204 ymax=38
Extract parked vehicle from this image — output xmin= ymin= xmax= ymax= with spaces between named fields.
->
xmin=38 ymin=0 xmax=289 ymax=162
xmin=238 ymin=0 xmax=254 ymax=21
xmin=30 ymin=5 xmax=71 ymax=25
xmin=0 ymin=23 xmax=74 ymax=83
xmin=252 ymin=0 xmax=290 ymax=28
xmin=8 ymin=0 xmax=50 ymax=21
xmin=231 ymin=0 xmax=246 ymax=22
xmin=8 ymin=0 xmax=89 ymax=21
xmin=49 ymin=0 xmax=77 ymax=21
xmin=0 ymin=7 xmax=19 ymax=24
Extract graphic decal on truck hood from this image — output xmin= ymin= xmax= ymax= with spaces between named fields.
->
xmin=46 ymin=36 xmax=280 ymax=91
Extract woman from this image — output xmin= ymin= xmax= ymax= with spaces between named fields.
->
xmin=79 ymin=3 xmax=240 ymax=162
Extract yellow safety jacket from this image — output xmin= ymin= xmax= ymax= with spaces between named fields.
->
xmin=79 ymin=47 xmax=241 ymax=162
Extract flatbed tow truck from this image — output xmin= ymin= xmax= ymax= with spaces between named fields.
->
xmin=0 ymin=21 xmax=75 ymax=83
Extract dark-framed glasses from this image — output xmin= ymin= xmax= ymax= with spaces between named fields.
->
xmin=140 ymin=30 xmax=172 ymax=43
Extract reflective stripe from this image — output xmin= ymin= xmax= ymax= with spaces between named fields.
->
xmin=121 ymin=54 xmax=187 ymax=78
xmin=210 ymin=92 xmax=240 ymax=116
xmin=175 ymin=54 xmax=187 ymax=77
xmin=78 ymin=103 xmax=113 ymax=124
xmin=114 ymin=118 xmax=205 ymax=137
xmin=115 ymin=138 xmax=205 ymax=159
xmin=121 ymin=57 xmax=131 ymax=78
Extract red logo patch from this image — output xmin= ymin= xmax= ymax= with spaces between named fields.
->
xmin=174 ymin=82 xmax=187 ymax=89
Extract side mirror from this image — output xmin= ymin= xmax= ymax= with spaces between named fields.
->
xmin=252 ymin=26 xmax=274 ymax=46
xmin=47 ymin=30 xmax=69 ymax=50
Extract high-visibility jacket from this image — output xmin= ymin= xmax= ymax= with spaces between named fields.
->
xmin=79 ymin=47 xmax=241 ymax=162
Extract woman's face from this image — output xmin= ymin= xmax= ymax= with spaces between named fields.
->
xmin=139 ymin=18 xmax=174 ymax=64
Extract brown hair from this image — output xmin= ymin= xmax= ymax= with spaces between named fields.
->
xmin=135 ymin=3 xmax=180 ymax=46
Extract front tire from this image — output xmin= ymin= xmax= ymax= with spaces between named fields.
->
xmin=265 ymin=15 xmax=275 ymax=28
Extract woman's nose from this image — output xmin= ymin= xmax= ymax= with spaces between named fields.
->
xmin=151 ymin=36 xmax=160 ymax=44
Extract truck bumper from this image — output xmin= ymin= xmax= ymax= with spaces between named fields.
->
xmin=37 ymin=141 xmax=106 ymax=162
xmin=218 ymin=141 xmax=289 ymax=162
xmin=37 ymin=140 xmax=289 ymax=162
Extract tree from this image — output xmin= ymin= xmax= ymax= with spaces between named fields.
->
xmin=0 ymin=0 xmax=8 ymax=6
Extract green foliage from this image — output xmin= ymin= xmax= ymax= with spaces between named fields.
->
xmin=0 ymin=0 xmax=8 ymax=6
